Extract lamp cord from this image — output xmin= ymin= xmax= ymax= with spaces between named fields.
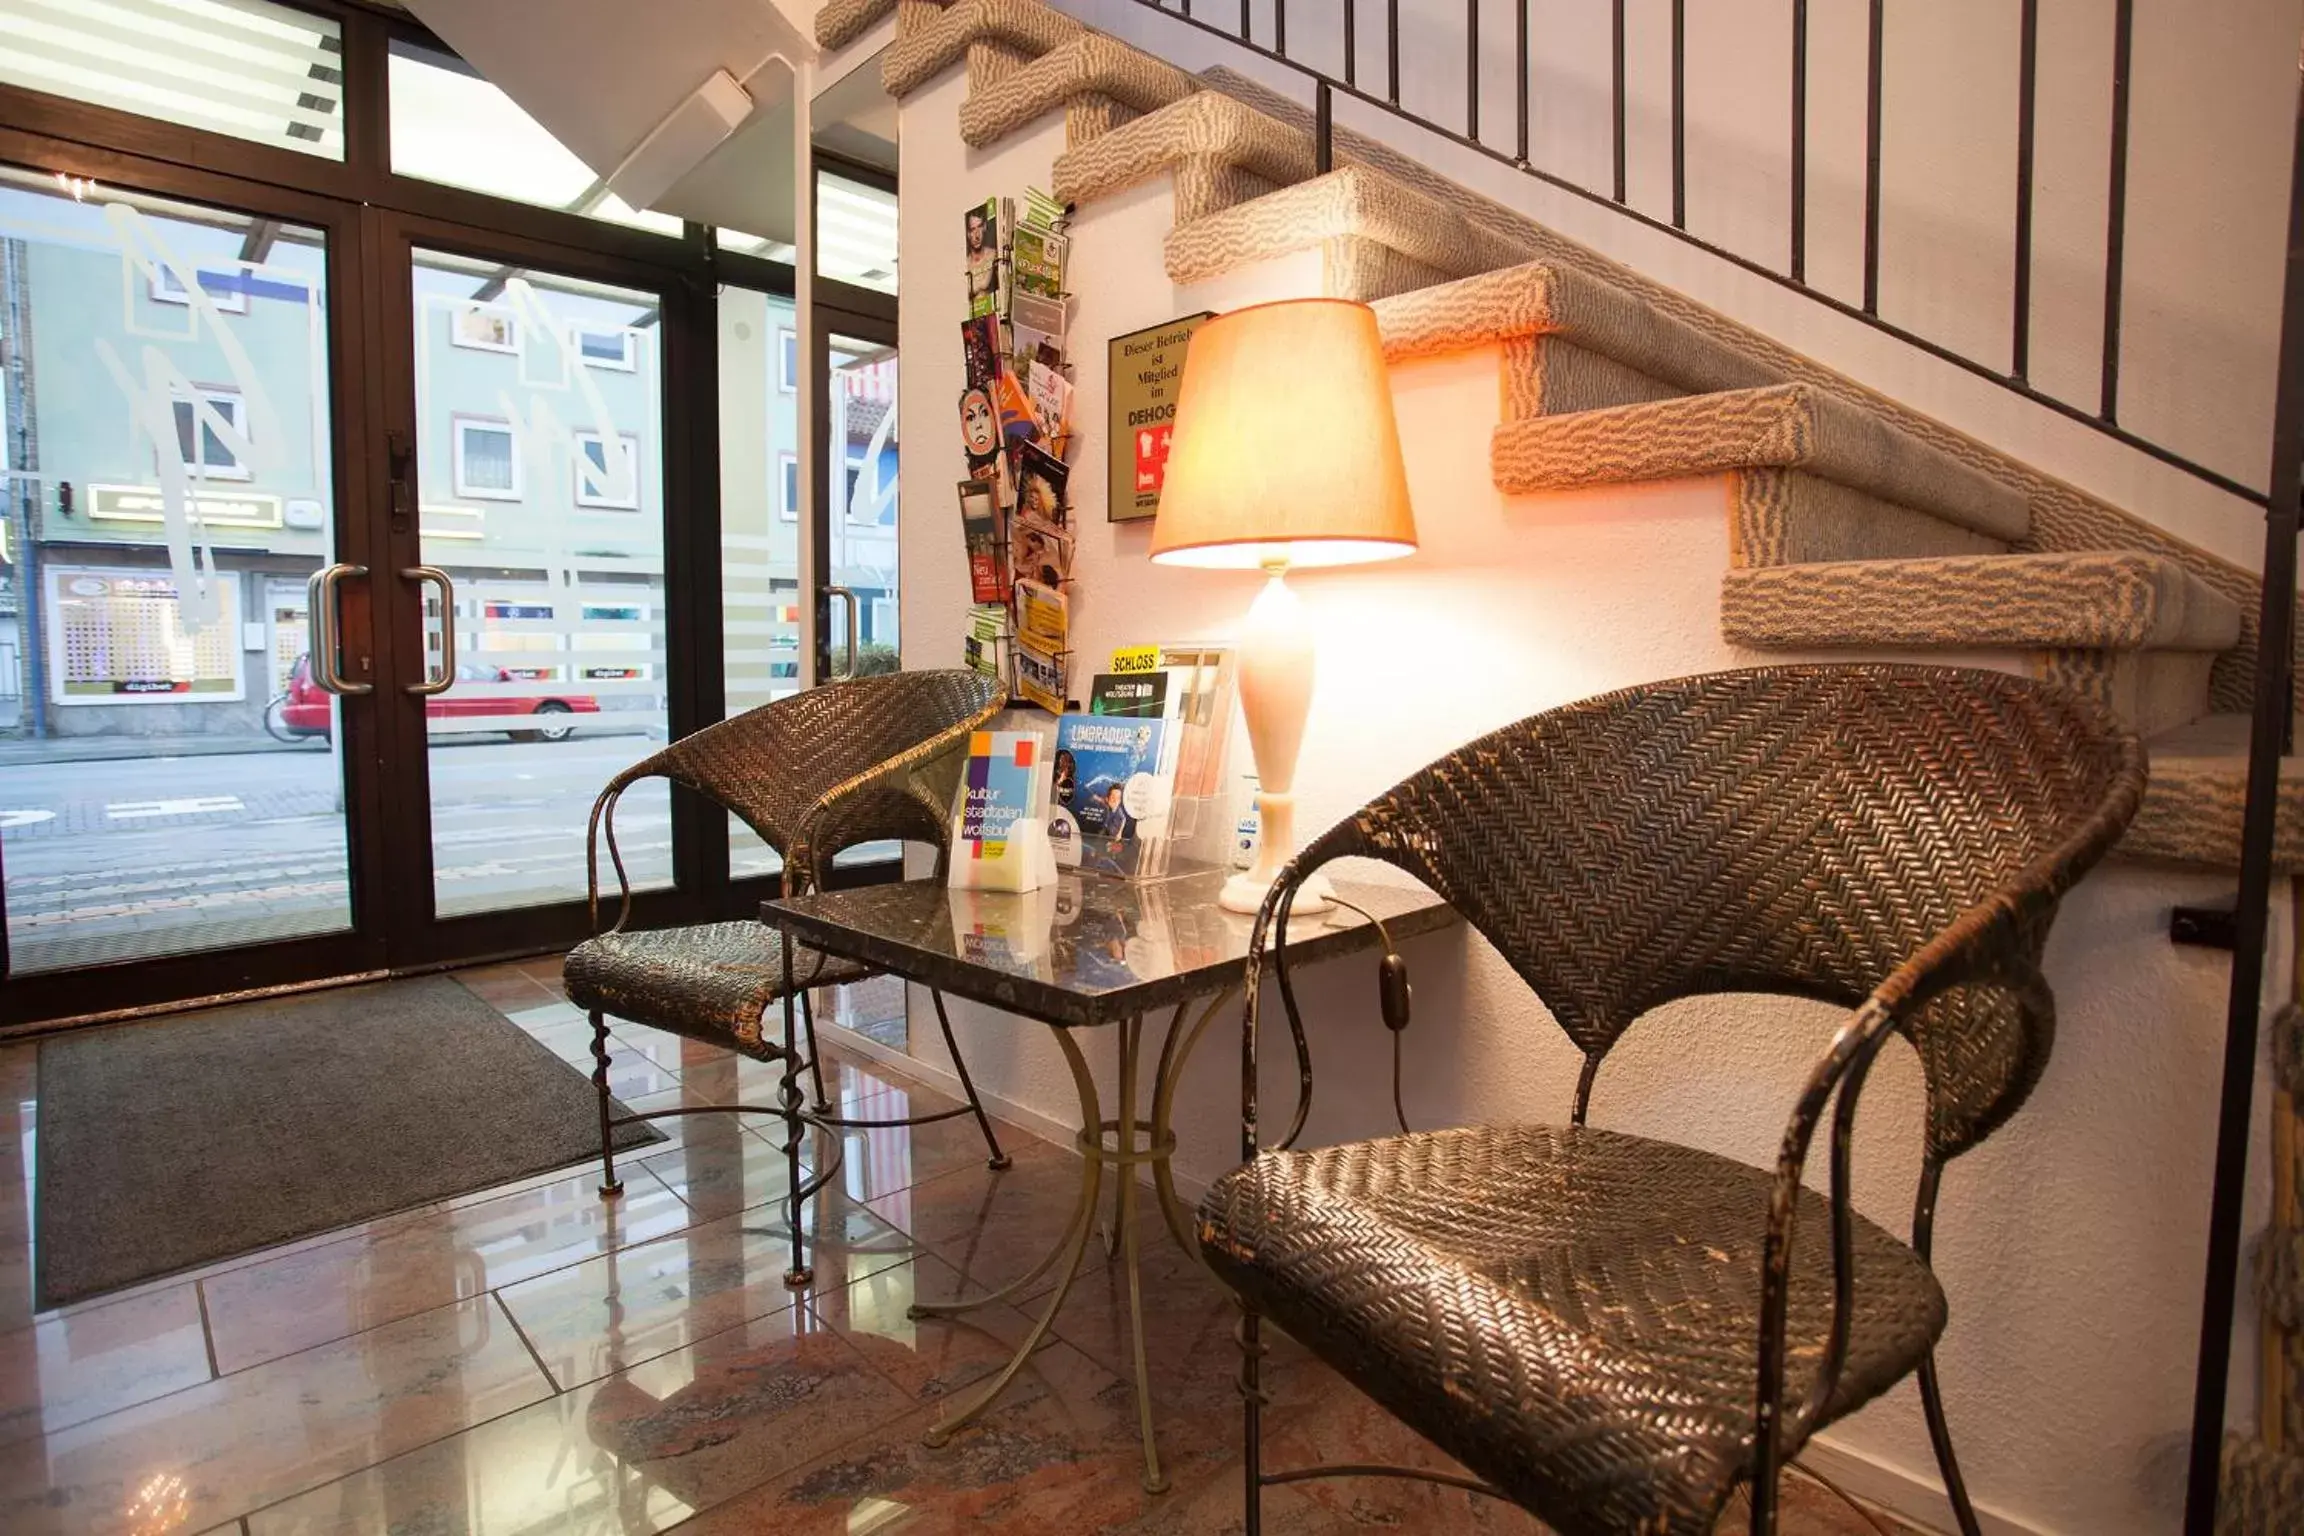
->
xmin=1324 ymin=894 xmax=1414 ymax=1135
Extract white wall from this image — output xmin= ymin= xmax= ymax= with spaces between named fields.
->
xmin=892 ymin=57 xmax=2286 ymax=1536
xmin=1064 ymin=0 xmax=2304 ymax=580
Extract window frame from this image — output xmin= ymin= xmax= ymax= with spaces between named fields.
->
xmin=168 ymin=385 xmax=251 ymax=481
xmin=572 ymin=428 xmax=643 ymax=511
xmin=450 ymin=413 xmax=522 ymax=502
xmin=777 ymin=450 xmax=799 ymax=522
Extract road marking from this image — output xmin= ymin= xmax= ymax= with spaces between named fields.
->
xmin=0 ymin=809 xmax=55 ymax=828
xmin=105 ymin=797 xmax=245 ymax=820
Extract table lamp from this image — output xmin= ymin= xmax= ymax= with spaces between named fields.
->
xmin=1149 ymin=298 xmax=1418 ymax=915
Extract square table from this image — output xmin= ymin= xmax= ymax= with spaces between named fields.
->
xmin=764 ymin=867 xmax=1454 ymax=1492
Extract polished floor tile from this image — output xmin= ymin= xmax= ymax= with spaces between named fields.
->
xmin=199 ymin=1162 xmax=698 ymax=1374
xmin=0 ymin=1293 xmax=551 ymax=1535
xmin=0 ymin=1283 xmax=213 ymax=1448
xmin=247 ymin=1295 xmax=917 ymax=1536
xmin=499 ymin=1191 xmax=915 ymax=1393
xmin=868 ymin=1150 xmax=1096 ymax=1309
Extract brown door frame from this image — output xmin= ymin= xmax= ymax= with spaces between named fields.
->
xmin=0 ymin=129 xmax=395 ymax=1027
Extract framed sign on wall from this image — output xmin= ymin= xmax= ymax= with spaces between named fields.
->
xmin=1107 ymin=312 xmax=1212 ymax=523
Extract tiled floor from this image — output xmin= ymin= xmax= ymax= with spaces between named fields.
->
xmin=0 ymin=962 xmax=1926 ymax=1534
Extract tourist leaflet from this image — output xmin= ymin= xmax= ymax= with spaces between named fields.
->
xmin=956 ymin=730 xmax=1045 ymax=865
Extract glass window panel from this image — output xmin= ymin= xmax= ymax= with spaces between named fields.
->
xmin=815 ymin=171 xmax=897 ymax=294
xmin=718 ymin=286 xmax=800 ymax=881
xmin=0 ymin=0 xmax=345 ymax=158
xmin=0 ymin=164 xmax=345 ymax=972
xmin=387 ymin=41 xmax=683 ymax=238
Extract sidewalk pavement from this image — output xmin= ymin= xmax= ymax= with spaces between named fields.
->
xmin=0 ymin=734 xmax=323 ymax=767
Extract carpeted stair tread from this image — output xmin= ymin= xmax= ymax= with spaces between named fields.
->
xmin=1375 ymin=260 xmax=1776 ymax=397
xmin=817 ymin=0 xmax=898 ymax=50
xmin=1051 ymin=89 xmax=1316 ymax=210
xmin=2122 ymin=714 xmax=2304 ymax=870
xmin=1495 ymin=385 xmax=2029 ymax=542
xmin=958 ymin=32 xmax=1200 ymax=148
xmin=882 ymin=0 xmax=1083 ymax=99
xmin=1721 ymin=552 xmax=2242 ymax=653
xmin=1165 ymin=163 xmax=1535 ymax=297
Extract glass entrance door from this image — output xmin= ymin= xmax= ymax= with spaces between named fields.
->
xmin=0 ymin=162 xmax=383 ymax=1006
xmin=400 ymin=241 xmax=674 ymax=930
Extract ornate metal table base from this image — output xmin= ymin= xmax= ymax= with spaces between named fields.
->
xmin=902 ymin=988 xmax=1235 ymax=1495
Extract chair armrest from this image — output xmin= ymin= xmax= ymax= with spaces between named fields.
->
xmin=584 ymin=760 xmax=663 ymax=935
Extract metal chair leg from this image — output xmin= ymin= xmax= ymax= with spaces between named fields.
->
xmin=931 ymin=987 xmax=1011 ymax=1170
xmin=1919 ymin=1353 xmax=1985 ymax=1536
xmin=799 ymin=987 xmax=833 ymax=1113
xmin=1241 ymin=1303 xmax=1266 ymax=1535
xmin=590 ymin=1010 xmax=622 ymax=1198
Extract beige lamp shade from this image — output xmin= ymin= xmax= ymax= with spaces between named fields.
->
xmin=1148 ymin=298 xmax=1418 ymax=569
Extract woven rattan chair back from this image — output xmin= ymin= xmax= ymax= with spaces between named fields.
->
xmin=597 ymin=669 xmax=1000 ymax=903
xmin=1292 ymin=664 xmax=2144 ymax=1158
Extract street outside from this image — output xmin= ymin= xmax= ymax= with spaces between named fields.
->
xmin=0 ymin=730 xmax=716 ymax=973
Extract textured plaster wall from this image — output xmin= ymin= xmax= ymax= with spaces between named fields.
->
xmin=892 ymin=65 xmax=2284 ymax=1536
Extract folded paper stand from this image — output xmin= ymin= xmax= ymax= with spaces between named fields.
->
xmin=946 ymin=811 xmax=1057 ymax=893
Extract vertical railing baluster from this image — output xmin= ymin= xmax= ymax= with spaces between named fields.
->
xmin=1388 ymin=0 xmax=1401 ymax=107
xmin=1467 ymin=0 xmax=1480 ymax=142
xmin=1274 ymin=0 xmax=1284 ymax=57
xmin=1344 ymin=0 xmax=1356 ymax=88
xmin=1611 ymin=0 xmax=1627 ymax=202
xmin=1516 ymin=0 xmax=1530 ymax=166
xmin=1862 ymin=0 xmax=1884 ymax=314
xmin=1239 ymin=0 xmax=1249 ymax=45
xmin=2011 ymin=0 xmax=2039 ymax=381
xmin=1790 ymin=0 xmax=1808 ymax=281
xmin=1670 ymin=0 xmax=1686 ymax=227
xmin=2100 ymin=0 xmax=2135 ymax=421
xmin=1316 ymin=79 xmax=1333 ymax=174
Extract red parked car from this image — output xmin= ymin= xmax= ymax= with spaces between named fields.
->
xmin=268 ymin=655 xmax=601 ymax=743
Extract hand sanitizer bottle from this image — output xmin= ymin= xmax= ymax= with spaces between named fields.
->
xmin=1232 ymin=774 xmax=1261 ymax=871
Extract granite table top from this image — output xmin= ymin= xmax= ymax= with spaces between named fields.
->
xmin=764 ymin=869 xmax=1455 ymax=1029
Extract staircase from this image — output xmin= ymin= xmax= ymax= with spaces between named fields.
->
xmin=824 ymin=0 xmax=2304 ymax=875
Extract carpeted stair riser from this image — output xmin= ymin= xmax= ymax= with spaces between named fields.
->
xmin=967 ymin=39 xmax=1035 ymax=92
xmin=2040 ymin=650 xmax=2219 ymax=742
xmin=1509 ymin=336 xmax=1682 ymax=419
xmin=1495 ymin=385 xmax=2028 ymax=542
xmin=1174 ymin=158 xmax=1278 ymax=224
xmin=1721 ymin=553 xmax=2241 ymax=654
xmin=1051 ymin=90 xmax=1316 ymax=210
xmin=1064 ymin=93 xmax=1138 ymax=148
xmin=956 ymin=32 xmax=1198 ymax=148
xmin=882 ymin=0 xmax=1083 ymax=100
xmin=1323 ymin=236 xmax=1450 ymax=302
xmin=1165 ymin=164 xmax=1533 ymax=292
xmin=1729 ymin=470 xmax=2005 ymax=568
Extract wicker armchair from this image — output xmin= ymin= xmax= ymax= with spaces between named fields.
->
xmin=564 ymin=670 xmax=1011 ymax=1216
xmin=1197 ymin=664 xmax=2145 ymax=1536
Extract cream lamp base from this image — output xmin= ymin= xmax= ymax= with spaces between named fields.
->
xmin=1219 ymin=566 xmax=1334 ymax=917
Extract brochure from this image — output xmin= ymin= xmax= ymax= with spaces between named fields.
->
xmin=1015 ymin=640 xmax=1067 ymax=713
xmin=1015 ymin=440 xmax=1070 ymax=527
xmin=962 ymin=604 xmax=1011 ymax=684
xmin=1011 ymin=516 xmax=1073 ymax=589
xmin=1054 ymin=712 xmax=1170 ymax=877
xmin=1015 ymin=578 xmax=1068 ymax=652
xmin=1009 ymin=223 xmax=1068 ymax=353
xmin=960 ymin=479 xmax=1008 ymax=604
xmin=964 ymin=197 xmax=1002 ymax=319
xmin=956 ymin=729 xmax=1045 ymax=865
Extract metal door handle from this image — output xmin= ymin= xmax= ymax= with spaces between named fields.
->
xmin=824 ymin=585 xmax=860 ymax=679
xmin=305 ymin=563 xmax=372 ymax=695
xmin=403 ymin=566 xmax=456 ymax=696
